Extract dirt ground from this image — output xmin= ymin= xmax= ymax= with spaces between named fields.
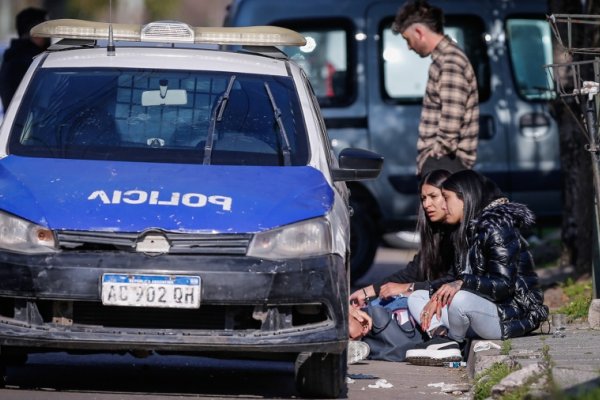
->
xmin=542 ymin=272 xmax=592 ymax=311
xmin=544 ymin=285 xmax=569 ymax=310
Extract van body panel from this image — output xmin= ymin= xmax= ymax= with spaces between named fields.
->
xmin=226 ymin=0 xmax=560 ymax=266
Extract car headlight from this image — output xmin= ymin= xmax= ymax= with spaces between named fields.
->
xmin=0 ymin=211 xmax=57 ymax=254
xmin=248 ymin=218 xmax=332 ymax=259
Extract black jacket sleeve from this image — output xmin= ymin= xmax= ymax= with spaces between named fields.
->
xmin=460 ymin=223 xmax=516 ymax=302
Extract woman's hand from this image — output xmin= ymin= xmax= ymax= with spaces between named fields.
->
xmin=349 ymin=285 xmax=375 ymax=307
xmin=379 ymin=282 xmax=413 ymax=299
xmin=419 ymin=299 xmax=439 ymax=332
xmin=420 ymin=280 xmax=463 ymax=332
xmin=349 ymin=306 xmax=372 ymax=339
xmin=431 ymin=280 xmax=463 ymax=307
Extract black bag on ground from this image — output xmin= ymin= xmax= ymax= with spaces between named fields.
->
xmin=362 ymin=303 xmax=425 ymax=362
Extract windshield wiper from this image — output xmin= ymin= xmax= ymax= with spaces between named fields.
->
xmin=203 ymin=75 xmax=237 ymax=165
xmin=264 ymin=82 xmax=292 ymax=166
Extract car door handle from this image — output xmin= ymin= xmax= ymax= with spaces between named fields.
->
xmin=519 ymin=112 xmax=550 ymax=139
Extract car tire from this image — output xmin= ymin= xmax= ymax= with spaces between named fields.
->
xmin=0 ymin=350 xmax=27 ymax=366
xmin=349 ymin=199 xmax=379 ymax=283
xmin=295 ymin=351 xmax=347 ymax=398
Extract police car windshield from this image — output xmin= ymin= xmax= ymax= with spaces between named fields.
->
xmin=8 ymin=68 xmax=309 ymax=166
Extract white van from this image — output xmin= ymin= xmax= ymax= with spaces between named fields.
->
xmin=225 ymin=0 xmax=560 ymax=279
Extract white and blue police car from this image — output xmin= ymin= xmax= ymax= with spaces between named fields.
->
xmin=0 ymin=19 xmax=382 ymax=398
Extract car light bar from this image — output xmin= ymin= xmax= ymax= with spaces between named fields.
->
xmin=31 ymin=19 xmax=307 ymax=46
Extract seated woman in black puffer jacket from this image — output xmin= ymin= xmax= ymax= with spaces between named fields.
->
xmin=405 ymin=169 xmax=549 ymax=366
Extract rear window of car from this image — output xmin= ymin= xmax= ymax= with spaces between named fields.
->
xmin=9 ymin=68 xmax=309 ymax=166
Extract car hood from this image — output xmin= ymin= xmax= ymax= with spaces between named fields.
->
xmin=0 ymin=156 xmax=334 ymax=233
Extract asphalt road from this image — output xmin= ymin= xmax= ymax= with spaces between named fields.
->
xmin=0 ymin=247 xmax=419 ymax=400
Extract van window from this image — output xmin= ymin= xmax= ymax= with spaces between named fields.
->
xmin=381 ymin=16 xmax=490 ymax=103
xmin=506 ymin=18 xmax=554 ymax=101
xmin=276 ymin=19 xmax=354 ymax=107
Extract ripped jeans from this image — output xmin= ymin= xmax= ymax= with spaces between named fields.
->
xmin=407 ymin=289 xmax=502 ymax=342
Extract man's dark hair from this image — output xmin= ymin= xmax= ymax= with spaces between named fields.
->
xmin=392 ymin=0 xmax=444 ymax=35
xmin=16 ymin=7 xmax=48 ymax=38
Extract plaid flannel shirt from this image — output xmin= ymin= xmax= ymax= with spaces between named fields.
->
xmin=416 ymin=36 xmax=479 ymax=174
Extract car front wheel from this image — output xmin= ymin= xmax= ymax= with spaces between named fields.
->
xmin=349 ymin=199 xmax=379 ymax=283
xmin=295 ymin=350 xmax=347 ymax=398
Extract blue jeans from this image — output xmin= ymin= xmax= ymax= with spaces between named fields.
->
xmin=407 ymin=289 xmax=502 ymax=342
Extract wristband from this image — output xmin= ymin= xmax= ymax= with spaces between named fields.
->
xmin=362 ymin=288 xmax=370 ymax=302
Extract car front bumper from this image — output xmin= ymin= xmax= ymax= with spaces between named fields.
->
xmin=0 ymin=251 xmax=348 ymax=355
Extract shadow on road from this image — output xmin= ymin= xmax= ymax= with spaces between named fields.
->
xmin=4 ymin=352 xmax=298 ymax=398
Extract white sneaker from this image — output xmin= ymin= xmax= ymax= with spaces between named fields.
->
xmin=347 ymin=340 xmax=370 ymax=364
xmin=405 ymin=336 xmax=462 ymax=366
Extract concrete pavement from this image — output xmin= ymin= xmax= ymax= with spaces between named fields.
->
xmin=348 ymin=247 xmax=471 ymax=399
xmin=467 ymin=320 xmax=600 ymax=398
xmin=347 ymin=359 xmax=470 ymax=399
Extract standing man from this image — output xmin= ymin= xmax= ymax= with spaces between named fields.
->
xmin=0 ymin=7 xmax=49 ymax=110
xmin=393 ymin=0 xmax=479 ymax=177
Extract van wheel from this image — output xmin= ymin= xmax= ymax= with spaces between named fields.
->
xmin=382 ymin=230 xmax=421 ymax=249
xmin=295 ymin=351 xmax=347 ymax=398
xmin=350 ymin=199 xmax=379 ymax=283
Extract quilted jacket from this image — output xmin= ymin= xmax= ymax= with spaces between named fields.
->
xmin=457 ymin=199 xmax=549 ymax=339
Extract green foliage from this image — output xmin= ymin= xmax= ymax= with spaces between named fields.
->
xmin=500 ymin=339 xmax=512 ymax=355
xmin=556 ymin=278 xmax=592 ymax=321
xmin=473 ymin=362 xmax=519 ymax=400
xmin=547 ymin=386 xmax=600 ymax=400
xmin=64 ymin=0 xmax=179 ymax=22
xmin=500 ymin=386 xmax=533 ymax=400
xmin=565 ymin=386 xmax=600 ymax=400
xmin=145 ymin=0 xmax=179 ymax=21
xmin=66 ymin=0 xmax=107 ymax=20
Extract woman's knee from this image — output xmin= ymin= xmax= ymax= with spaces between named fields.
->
xmin=449 ymin=290 xmax=470 ymax=308
xmin=407 ymin=290 xmax=429 ymax=307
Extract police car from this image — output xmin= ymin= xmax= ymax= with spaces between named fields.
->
xmin=0 ymin=19 xmax=382 ymax=398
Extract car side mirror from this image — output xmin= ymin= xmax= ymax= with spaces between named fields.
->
xmin=332 ymin=148 xmax=383 ymax=182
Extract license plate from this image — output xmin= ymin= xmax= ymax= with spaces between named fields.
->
xmin=101 ymin=274 xmax=201 ymax=309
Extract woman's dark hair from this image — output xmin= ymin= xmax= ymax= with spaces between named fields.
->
xmin=441 ymin=170 xmax=505 ymax=255
xmin=417 ymin=169 xmax=451 ymax=280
